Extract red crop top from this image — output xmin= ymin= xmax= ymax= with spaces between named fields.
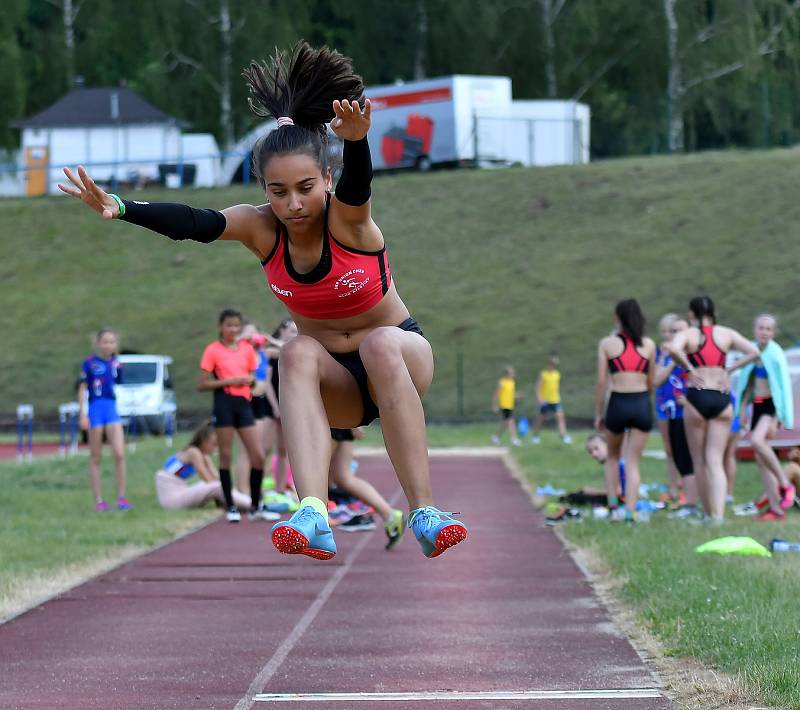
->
xmin=608 ymin=334 xmax=650 ymax=374
xmin=262 ymin=202 xmax=391 ymax=320
xmin=687 ymin=325 xmax=726 ymax=368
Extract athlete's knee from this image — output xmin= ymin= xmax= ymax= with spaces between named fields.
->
xmin=280 ymin=336 xmax=322 ymax=379
xmin=359 ymin=327 xmax=403 ymax=369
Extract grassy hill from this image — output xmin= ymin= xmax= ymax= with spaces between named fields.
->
xmin=4 ymin=147 xmax=800 ymax=424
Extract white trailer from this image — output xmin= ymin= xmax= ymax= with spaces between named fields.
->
xmin=366 ymin=75 xmax=590 ymax=170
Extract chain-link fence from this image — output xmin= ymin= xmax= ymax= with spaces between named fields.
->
xmin=472 ymin=113 xmax=589 ymax=168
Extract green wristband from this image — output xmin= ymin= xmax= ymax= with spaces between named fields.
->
xmin=108 ymin=193 xmax=125 ymax=218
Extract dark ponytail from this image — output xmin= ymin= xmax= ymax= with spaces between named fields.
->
xmin=689 ymin=295 xmax=716 ymax=324
xmin=615 ymin=298 xmax=646 ymax=347
xmin=243 ymin=41 xmax=365 ymax=188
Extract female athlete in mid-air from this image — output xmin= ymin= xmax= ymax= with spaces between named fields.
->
xmin=59 ymin=41 xmax=467 ymax=561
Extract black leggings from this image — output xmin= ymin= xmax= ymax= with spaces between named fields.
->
xmin=685 ymin=388 xmax=730 ymax=420
xmin=605 ymin=391 xmax=652 ymax=435
xmin=668 ymin=418 xmax=694 ymax=477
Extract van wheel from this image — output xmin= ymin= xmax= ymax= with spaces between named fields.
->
xmin=415 ymin=155 xmax=432 ymax=172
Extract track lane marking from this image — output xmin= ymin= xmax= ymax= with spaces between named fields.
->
xmin=253 ymin=688 xmax=664 ymax=702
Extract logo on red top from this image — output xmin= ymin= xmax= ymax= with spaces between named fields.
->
xmin=334 ymin=269 xmax=370 ymax=298
xmin=271 ymin=283 xmax=293 ymax=298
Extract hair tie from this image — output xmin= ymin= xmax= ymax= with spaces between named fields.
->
xmin=277 ymin=116 xmax=294 ymax=127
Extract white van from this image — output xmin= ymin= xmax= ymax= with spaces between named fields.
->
xmin=115 ymin=354 xmax=177 ymax=434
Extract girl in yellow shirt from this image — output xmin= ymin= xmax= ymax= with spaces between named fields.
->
xmin=532 ymin=356 xmax=572 ymax=444
xmin=492 ymin=366 xmax=521 ymax=446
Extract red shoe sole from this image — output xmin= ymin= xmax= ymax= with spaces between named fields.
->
xmin=429 ymin=524 xmax=468 ymax=558
xmin=271 ymin=526 xmax=335 ymax=560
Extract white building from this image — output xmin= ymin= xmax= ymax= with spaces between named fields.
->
xmin=14 ymin=86 xmax=220 ymax=195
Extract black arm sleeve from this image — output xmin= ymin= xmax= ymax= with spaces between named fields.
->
xmin=120 ymin=199 xmax=226 ymax=243
xmin=334 ymin=137 xmax=373 ymax=207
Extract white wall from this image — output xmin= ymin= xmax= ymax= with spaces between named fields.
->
xmin=21 ymin=124 xmax=183 ymax=193
xmin=181 ymin=133 xmax=221 ymax=187
xmin=453 ymin=76 xmax=513 ymax=161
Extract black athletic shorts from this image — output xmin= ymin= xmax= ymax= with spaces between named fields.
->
xmin=685 ymin=388 xmax=730 ymax=420
xmin=752 ymin=397 xmax=776 ymax=430
xmin=330 ymin=317 xmax=425 ymax=427
xmin=605 ymin=391 xmax=653 ymax=435
xmin=213 ymin=390 xmax=255 ymax=428
xmin=668 ymin=418 xmax=694 ymax=477
xmin=331 ymin=428 xmax=355 ymax=442
xmin=251 ymin=394 xmax=269 ymax=420
xmin=501 ymin=408 xmax=513 ymax=420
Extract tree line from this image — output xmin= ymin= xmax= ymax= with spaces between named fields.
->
xmin=3 ymin=0 xmax=800 ymax=158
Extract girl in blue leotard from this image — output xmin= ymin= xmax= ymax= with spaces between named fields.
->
xmin=78 ymin=328 xmax=130 ymax=511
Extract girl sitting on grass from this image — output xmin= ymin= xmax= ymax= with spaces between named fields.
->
xmin=155 ymin=421 xmax=251 ymax=511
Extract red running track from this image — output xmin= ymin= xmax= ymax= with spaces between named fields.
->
xmin=0 ymin=455 xmax=670 ymax=710
xmin=0 ymin=442 xmax=79 ymax=459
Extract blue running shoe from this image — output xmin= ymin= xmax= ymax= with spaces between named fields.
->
xmin=407 ymin=506 xmax=467 ymax=558
xmin=271 ymin=506 xmax=337 ymax=560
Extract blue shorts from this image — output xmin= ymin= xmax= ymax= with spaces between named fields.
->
xmin=88 ymin=399 xmax=121 ymax=429
xmin=539 ymin=402 xmax=562 ymax=414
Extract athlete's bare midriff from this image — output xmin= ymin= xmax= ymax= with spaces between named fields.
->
xmin=608 ymin=371 xmax=650 ymax=393
xmin=290 ymin=283 xmax=412 ymax=353
xmin=691 ymin=366 xmax=729 ymax=391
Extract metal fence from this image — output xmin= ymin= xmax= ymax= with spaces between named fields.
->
xmin=472 ymin=114 xmax=590 ymax=168
xmin=0 ymin=151 xmax=254 ymax=198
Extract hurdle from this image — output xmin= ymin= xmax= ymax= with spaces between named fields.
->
xmin=16 ymin=404 xmax=34 ymax=463
xmin=58 ymin=402 xmax=81 ymax=457
xmin=126 ymin=412 xmax=138 ymax=452
xmin=163 ymin=402 xmax=177 ymax=447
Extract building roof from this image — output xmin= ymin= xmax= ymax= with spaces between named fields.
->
xmin=16 ymin=87 xmax=182 ymax=128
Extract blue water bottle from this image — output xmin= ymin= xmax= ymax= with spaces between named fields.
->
xmin=770 ymin=538 xmax=800 ymax=553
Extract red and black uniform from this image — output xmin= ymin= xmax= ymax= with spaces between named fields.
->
xmin=604 ymin=334 xmax=652 ymax=434
xmin=685 ymin=325 xmax=731 ymax=420
xmin=262 ymin=195 xmax=423 ymax=426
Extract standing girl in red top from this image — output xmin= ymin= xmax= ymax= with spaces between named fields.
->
xmin=199 ymin=309 xmax=272 ymax=523
xmin=667 ymin=296 xmax=759 ymax=521
xmin=59 ymin=42 xmax=466 ymax=561
xmin=595 ymin=299 xmax=656 ymax=522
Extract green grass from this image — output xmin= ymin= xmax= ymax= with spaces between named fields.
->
xmin=0 ymin=436 xmax=215 ymax=617
xmin=4 ymin=147 xmax=800 ymax=421
xmin=510 ymin=431 xmax=800 ymax=710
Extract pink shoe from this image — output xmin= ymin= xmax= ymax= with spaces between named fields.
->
xmin=95 ymin=500 xmax=109 ymax=512
xmin=755 ymin=509 xmax=785 ymax=522
xmin=780 ymin=485 xmax=796 ymax=510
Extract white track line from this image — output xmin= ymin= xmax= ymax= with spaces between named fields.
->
xmin=355 ymin=446 xmax=506 ymax=457
xmin=235 ymin=489 xmax=403 ymax=710
xmin=254 ymin=688 xmax=664 ymax=702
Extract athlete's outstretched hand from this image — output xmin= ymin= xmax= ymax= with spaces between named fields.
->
xmin=58 ymin=165 xmax=120 ymax=219
xmin=331 ymin=99 xmax=371 ymax=141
